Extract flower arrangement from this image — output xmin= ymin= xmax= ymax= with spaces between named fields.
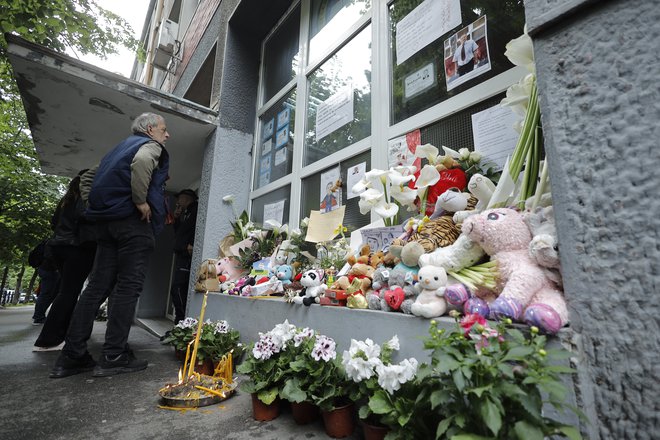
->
xmin=161 ymin=317 xmax=198 ymax=352
xmin=342 ymin=336 xmax=418 ymax=428
xmin=236 ymin=320 xmax=299 ymax=404
xmin=386 ymin=314 xmax=583 ymax=439
xmin=279 ymin=326 xmax=349 ymax=411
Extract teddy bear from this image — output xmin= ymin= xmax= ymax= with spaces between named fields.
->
xmin=347 ymin=244 xmax=385 ymax=269
xmin=292 ymin=269 xmax=327 ymax=306
xmin=216 ymin=257 xmax=247 ymax=284
xmin=410 ymin=265 xmax=448 ymax=318
xmin=368 ymin=267 xmax=418 ymax=313
xmin=462 ymin=208 xmax=568 ymax=334
xmin=194 ymin=259 xmax=220 ymax=292
xmin=367 ymin=266 xmax=391 ymax=310
xmin=272 ymin=264 xmax=294 ymax=287
xmin=523 ymin=205 xmax=562 ymax=288
xmin=389 ymin=189 xmax=477 ymax=267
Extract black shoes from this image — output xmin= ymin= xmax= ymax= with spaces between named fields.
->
xmin=49 ymin=352 xmax=96 ymax=378
xmin=92 ymin=350 xmax=148 ymax=377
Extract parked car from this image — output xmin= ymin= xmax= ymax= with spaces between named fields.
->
xmin=19 ymin=292 xmax=36 ymax=303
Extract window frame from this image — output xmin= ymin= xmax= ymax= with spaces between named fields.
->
xmin=248 ymin=0 xmax=526 ymax=228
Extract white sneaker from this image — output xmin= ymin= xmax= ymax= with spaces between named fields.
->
xmin=33 ymin=342 xmax=65 ymax=352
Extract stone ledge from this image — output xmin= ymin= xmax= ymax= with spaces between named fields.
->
xmin=525 ymin=0 xmax=603 ymax=36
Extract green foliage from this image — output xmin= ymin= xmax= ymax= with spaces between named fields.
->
xmin=385 ymin=316 xmax=584 ymax=439
xmin=162 ymin=318 xmax=243 ymax=363
xmin=161 ymin=318 xmax=197 ymax=352
xmin=0 ymin=0 xmax=140 ymax=271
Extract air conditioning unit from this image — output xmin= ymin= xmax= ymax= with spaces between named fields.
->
xmin=153 ymin=19 xmax=179 ymax=70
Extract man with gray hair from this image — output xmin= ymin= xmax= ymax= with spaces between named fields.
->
xmin=51 ymin=112 xmax=170 ymax=378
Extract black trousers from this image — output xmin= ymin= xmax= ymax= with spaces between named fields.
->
xmin=63 ymin=215 xmax=154 ymax=358
xmin=170 ymin=254 xmax=191 ymax=324
xmin=458 ymin=61 xmax=475 ymax=76
xmin=35 ymin=244 xmax=96 ymax=347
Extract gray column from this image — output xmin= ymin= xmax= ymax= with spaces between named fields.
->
xmin=526 ymin=0 xmax=660 ymax=438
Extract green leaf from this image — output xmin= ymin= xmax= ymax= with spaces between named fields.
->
xmin=436 ymin=417 xmax=452 ymax=438
xmin=281 ymin=379 xmax=306 ymax=403
xmin=369 ymin=390 xmax=394 ymax=414
xmin=257 ymin=388 xmax=279 ymax=405
xmin=430 ymin=390 xmax=450 ymax=409
xmin=558 ymin=425 xmax=583 ymax=440
xmin=468 ymin=384 xmax=493 ymax=398
xmin=452 ymin=369 xmax=466 ymax=391
xmin=513 ymin=420 xmax=544 ymax=440
xmin=450 ymin=434 xmax=493 ymax=440
xmin=503 ymin=346 xmax=535 ymax=361
xmin=479 ymin=399 xmax=502 ymax=436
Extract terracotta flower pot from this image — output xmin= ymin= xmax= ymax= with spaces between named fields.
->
xmin=193 ymin=359 xmax=214 ymax=376
xmin=290 ymin=401 xmax=320 ymax=425
xmin=321 ymin=402 xmax=355 ymax=438
xmin=251 ymin=394 xmax=280 ymax=421
xmin=361 ymin=420 xmax=389 ymax=440
xmin=174 ymin=348 xmax=186 ymax=361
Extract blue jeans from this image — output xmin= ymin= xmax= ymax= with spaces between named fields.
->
xmin=63 ymin=215 xmax=154 ymax=358
xmin=33 ymin=267 xmax=60 ymax=321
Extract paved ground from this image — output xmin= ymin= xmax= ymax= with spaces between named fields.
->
xmin=0 ymin=306 xmax=361 ymax=440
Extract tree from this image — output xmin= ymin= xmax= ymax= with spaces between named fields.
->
xmin=0 ymin=0 xmax=140 ymax=301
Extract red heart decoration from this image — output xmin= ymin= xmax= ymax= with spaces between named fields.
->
xmin=384 ymin=287 xmax=405 ymax=311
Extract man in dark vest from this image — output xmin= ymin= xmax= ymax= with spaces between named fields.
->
xmin=170 ymin=188 xmax=198 ymax=325
xmin=50 ymin=112 xmax=170 ymax=378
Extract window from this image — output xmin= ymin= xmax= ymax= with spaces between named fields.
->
xmin=249 ymin=0 xmax=526 ymax=233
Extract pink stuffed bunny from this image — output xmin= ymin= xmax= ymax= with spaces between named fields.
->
xmin=462 ymin=208 xmax=568 ymax=334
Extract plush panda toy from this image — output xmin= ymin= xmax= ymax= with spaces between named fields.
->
xmin=292 ymin=269 xmax=327 ymax=306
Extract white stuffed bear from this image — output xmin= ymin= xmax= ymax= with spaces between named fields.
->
xmin=410 ymin=265 xmax=448 ymax=318
xmin=418 ymin=234 xmax=485 ymax=272
xmin=292 ymin=269 xmax=327 ymax=306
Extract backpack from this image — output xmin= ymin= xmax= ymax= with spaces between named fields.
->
xmin=28 ymin=240 xmax=48 ymax=269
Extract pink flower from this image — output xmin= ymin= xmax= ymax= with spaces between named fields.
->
xmin=460 ymin=314 xmax=487 ymax=335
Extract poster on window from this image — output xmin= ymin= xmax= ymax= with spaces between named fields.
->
xmin=263 ymin=200 xmax=286 ymax=226
xmin=274 ymin=147 xmax=287 ymax=166
xmin=315 ymin=86 xmax=354 ymax=141
xmin=262 ymin=118 xmax=274 ymax=141
xmin=262 ymin=139 xmax=272 ymax=156
xmin=388 ymin=129 xmax=422 ymax=171
xmin=275 ymin=125 xmax=289 ymax=149
xmin=277 ymin=107 xmax=290 ymax=129
xmin=471 ymin=104 xmax=520 ymax=170
xmin=444 ymin=15 xmax=491 ymax=92
xmin=346 ymin=162 xmax=367 ymax=199
xmin=320 ymin=166 xmax=342 ymax=213
xmin=396 ymin=0 xmax=461 ymax=65
xmin=404 ymin=62 xmax=436 ymax=100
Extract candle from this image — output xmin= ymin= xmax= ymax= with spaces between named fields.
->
xmin=181 ymin=342 xmax=192 ymax=380
xmin=187 ymin=291 xmax=209 ymax=377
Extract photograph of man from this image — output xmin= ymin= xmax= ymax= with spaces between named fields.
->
xmin=453 ymin=32 xmax=479 ymax=76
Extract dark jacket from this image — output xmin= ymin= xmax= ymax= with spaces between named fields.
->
xmin=173 ymin=201 xmax=197 ymax=256
xmin=86 ymin=134 xmax=170 ymax=234
xmin=49 ymin=197 xmax=95 ymax=247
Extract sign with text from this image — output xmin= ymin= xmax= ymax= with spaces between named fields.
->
xmin=315 ymin=86 xmax=354 ymax=141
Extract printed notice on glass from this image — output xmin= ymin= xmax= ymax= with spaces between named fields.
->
xmin=471 ymin=105 xmax=521 ymax=170
xmin=404 ymin=63 xmax=436 ymax=99
xmin=263 ymin=200 xmax=285 ymax=226
xmin=396 ymin=0 xmax=461 ymax=65
xmin=346 ymin=162 xmax=367 ymax=199
xmin=315 ymin=86 xmax=354 ymax=141
xmin=262 ymin=139 xmax=272 ymax=156
xmin=274 ymin=147 xmax=287 ymax=166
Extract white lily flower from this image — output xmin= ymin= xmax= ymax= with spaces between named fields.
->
xmin=393 ymin=165 xmax=417 ymax=176
xmin=290 ymin=227 xmax=302 ymax=237
xmin=364 ymin=168 xmax=390 ymax=181
xmin=374 ymin=202 xmax=399 ymax=219
xmin=300 ymin=217 xmax=309 ymax=228
xmin=361 ymin=188 xmax=384 ymax=203
xmin=416 ymin=164 xmax=440 ymax=189
xmin=504 ymin=27 xmax=535 ymax=73
xmin=442 ymin=146 xmax=461 ymax=158
xmin=389 ymin=171 xmax=415 ymax=187
xmin=352 ymin=178 xmax=369 ymax=195
xmin=414 ymin=143 xmax=440 ymax=163
xmin=264 ymin=219 xmax=282 ymax=230
xmin=358 ymin=198 xmax=374 ymax=215
xmin=222 ymin=194 xmax=235 ymax=203
xmin=390 ymin=185 xmax=417 ymax=207
xmin=501 ymin=73 xmax=535 ymax=117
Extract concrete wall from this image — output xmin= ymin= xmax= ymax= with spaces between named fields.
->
xmin=526 ymin=0 xmax=660 ymax=438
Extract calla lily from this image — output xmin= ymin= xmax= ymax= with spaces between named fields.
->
xmin=222 ymin=194 xmax=235 ymax=203
xmin=504 ymin=27 xmax=535 ymax=73
xmin=501 ymin=73 xmax=535 ymax=117
xmin=364 ymin=168 xmax=390 ymax=181
xmin=358 ymin=198 xmax=374 ymax=215
xmin=414 ymin=143 xmax=440 ymax=163
xmin=374 ymin=201 xmax=399 ymax=219
xmin=416 ymin=164 xmax=440 ymax=189
xmin=390 ymin=185 xmax=417 ymax=207
xmin=351 ymin=178 xmax=369 ymax=195
xmin=393 ymin=165 xmax=417 ymax=176
xmin=264 ymin=219 xmax=282 ymax=230
xmin=389 ymin=171 xmax=415 ymax=187
xmin=361 ymin=188 xmax=384 ymax=203
xmin=442 ymin=145 xmax=461 ymax=158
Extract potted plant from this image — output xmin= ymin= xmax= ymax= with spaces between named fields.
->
xmin=236 ymin=320 xmax=298 ymax=421
xmin=279 ymin=327 xmax=349 ymax=427
xmin=385 ymin=313 xmax=584 ymax=439
xmin=341 ymin=336 xmax=418 ymax=440
xmin=199 ymin=319 xmax=244 ymax=373
xmin=161 ymin=317 xmax=197 ymax=360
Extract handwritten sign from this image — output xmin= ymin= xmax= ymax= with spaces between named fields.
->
xmin=360 ymin=225 xmax=404 ymax=252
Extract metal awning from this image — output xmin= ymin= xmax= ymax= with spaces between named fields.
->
xmin=5 ymin=34 xmax=217 ymax=192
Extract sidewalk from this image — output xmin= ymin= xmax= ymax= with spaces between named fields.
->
xmin=0 ymin=306 xmax=361 ymax=440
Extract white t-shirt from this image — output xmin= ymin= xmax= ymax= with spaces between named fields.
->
xmin=453 ymin=39 xmax=479 ymax=66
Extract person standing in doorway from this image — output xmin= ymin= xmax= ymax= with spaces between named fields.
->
xmin=50 ymin=112 xmax=170 ymax=378
xmin=29 ymin=241 xmax=60 ymax=325
xmin=170 ymin=189 xmax=198 ymax=325
xmin=453 ymin=33 xmax=479 ymax=76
